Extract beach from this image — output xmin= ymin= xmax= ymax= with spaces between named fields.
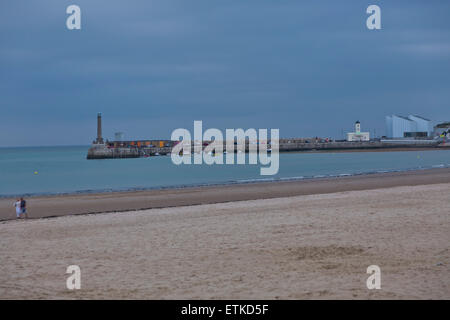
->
xmin=0 ymin=168 xmax=449 ymax=299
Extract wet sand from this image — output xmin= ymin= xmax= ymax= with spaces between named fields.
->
xmin=1 ymin=167 xmax=450 ymax=221
xmin=0 ymin=181 xmax=449 ymax=299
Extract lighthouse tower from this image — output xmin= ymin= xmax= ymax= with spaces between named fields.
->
xmin=355 ymin=121 xmax=361 ymax=134
xmin=94 ymin=112 xmax=104 ymax=144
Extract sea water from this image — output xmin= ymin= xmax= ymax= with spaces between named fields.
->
xmin=0 ymin=146 xmax=449 ymax=197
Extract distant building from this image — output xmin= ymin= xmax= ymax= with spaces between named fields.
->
xmin=385 ymin=115 xmax=432 ymax=138
xmin=434 ymin=122 xmax=450 ymax=138
xmin=114 ymin=132 xmax=124 ymax=141
xmin=408 ymin=115 xmax=433 ymax=137
xmin=385 ymin=115 xmax=416 ymax=138
xmin=347 ymin=121 xmax=370 ymax=141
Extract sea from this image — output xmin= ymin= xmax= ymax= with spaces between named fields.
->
xmin=1 ymin=146 xmax=449 ymax=197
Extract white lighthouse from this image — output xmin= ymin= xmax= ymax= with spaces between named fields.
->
xmin=355 ymin=121 xmax=361 ymax=134
xmin=347 ymin=121 xmax=370 ymax=141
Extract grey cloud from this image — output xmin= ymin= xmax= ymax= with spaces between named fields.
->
xmin=0 ymin=0 xmax=449 ymax=146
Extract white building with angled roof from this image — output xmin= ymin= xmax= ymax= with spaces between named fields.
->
xmin=385 ymin=115 xmax=432 ymax=138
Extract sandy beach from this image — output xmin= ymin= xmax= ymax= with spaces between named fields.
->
xmin=0 ymin=169 xmax=449 ymax=299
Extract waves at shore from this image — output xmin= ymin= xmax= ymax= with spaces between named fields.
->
xmin=1 ymin=146 xmax=450 ymax=205
xmin=1 ymin=167 xmax=450 ymax=221
xmin=1 ymin=162 xmax=449 ymax=199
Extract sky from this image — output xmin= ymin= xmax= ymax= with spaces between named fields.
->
xmin=1 ymin=0 xmax=449 ymax=146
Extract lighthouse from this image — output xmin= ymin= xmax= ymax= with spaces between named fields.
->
xmin=95 ymin=112 xmax=104 ymax=144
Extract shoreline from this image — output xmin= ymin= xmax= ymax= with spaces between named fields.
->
xmin=2 ymin=146 xmax=449 ymax=200
xmin=2 ymin=160 xmax=450 ymax=199
xmin=1 ymin=167 xmax=450 ymax=221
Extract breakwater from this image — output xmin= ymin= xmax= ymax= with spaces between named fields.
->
xmin=86 ymin=139 xmax=445 ymax=159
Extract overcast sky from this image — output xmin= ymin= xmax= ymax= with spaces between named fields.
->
xmin=1 ymin=0 xmax=449 ymax=146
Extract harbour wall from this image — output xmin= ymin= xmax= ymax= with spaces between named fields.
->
xmin=87 ymin=140 xmax=444 ymax=159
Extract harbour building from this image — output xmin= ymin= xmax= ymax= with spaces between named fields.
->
xmin=347 ymin=121 xmax=370 ymax=141
xmin=434 ymin=122 xmax=450 ymax=138
xmin=385 ymin=115 xmax=433 ymax=138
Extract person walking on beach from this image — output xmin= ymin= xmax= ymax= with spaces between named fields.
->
xmin=20 ymin=197 xmax=28 ymax=219
xmin=14 ymin=199 xmax=22 ymax=219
